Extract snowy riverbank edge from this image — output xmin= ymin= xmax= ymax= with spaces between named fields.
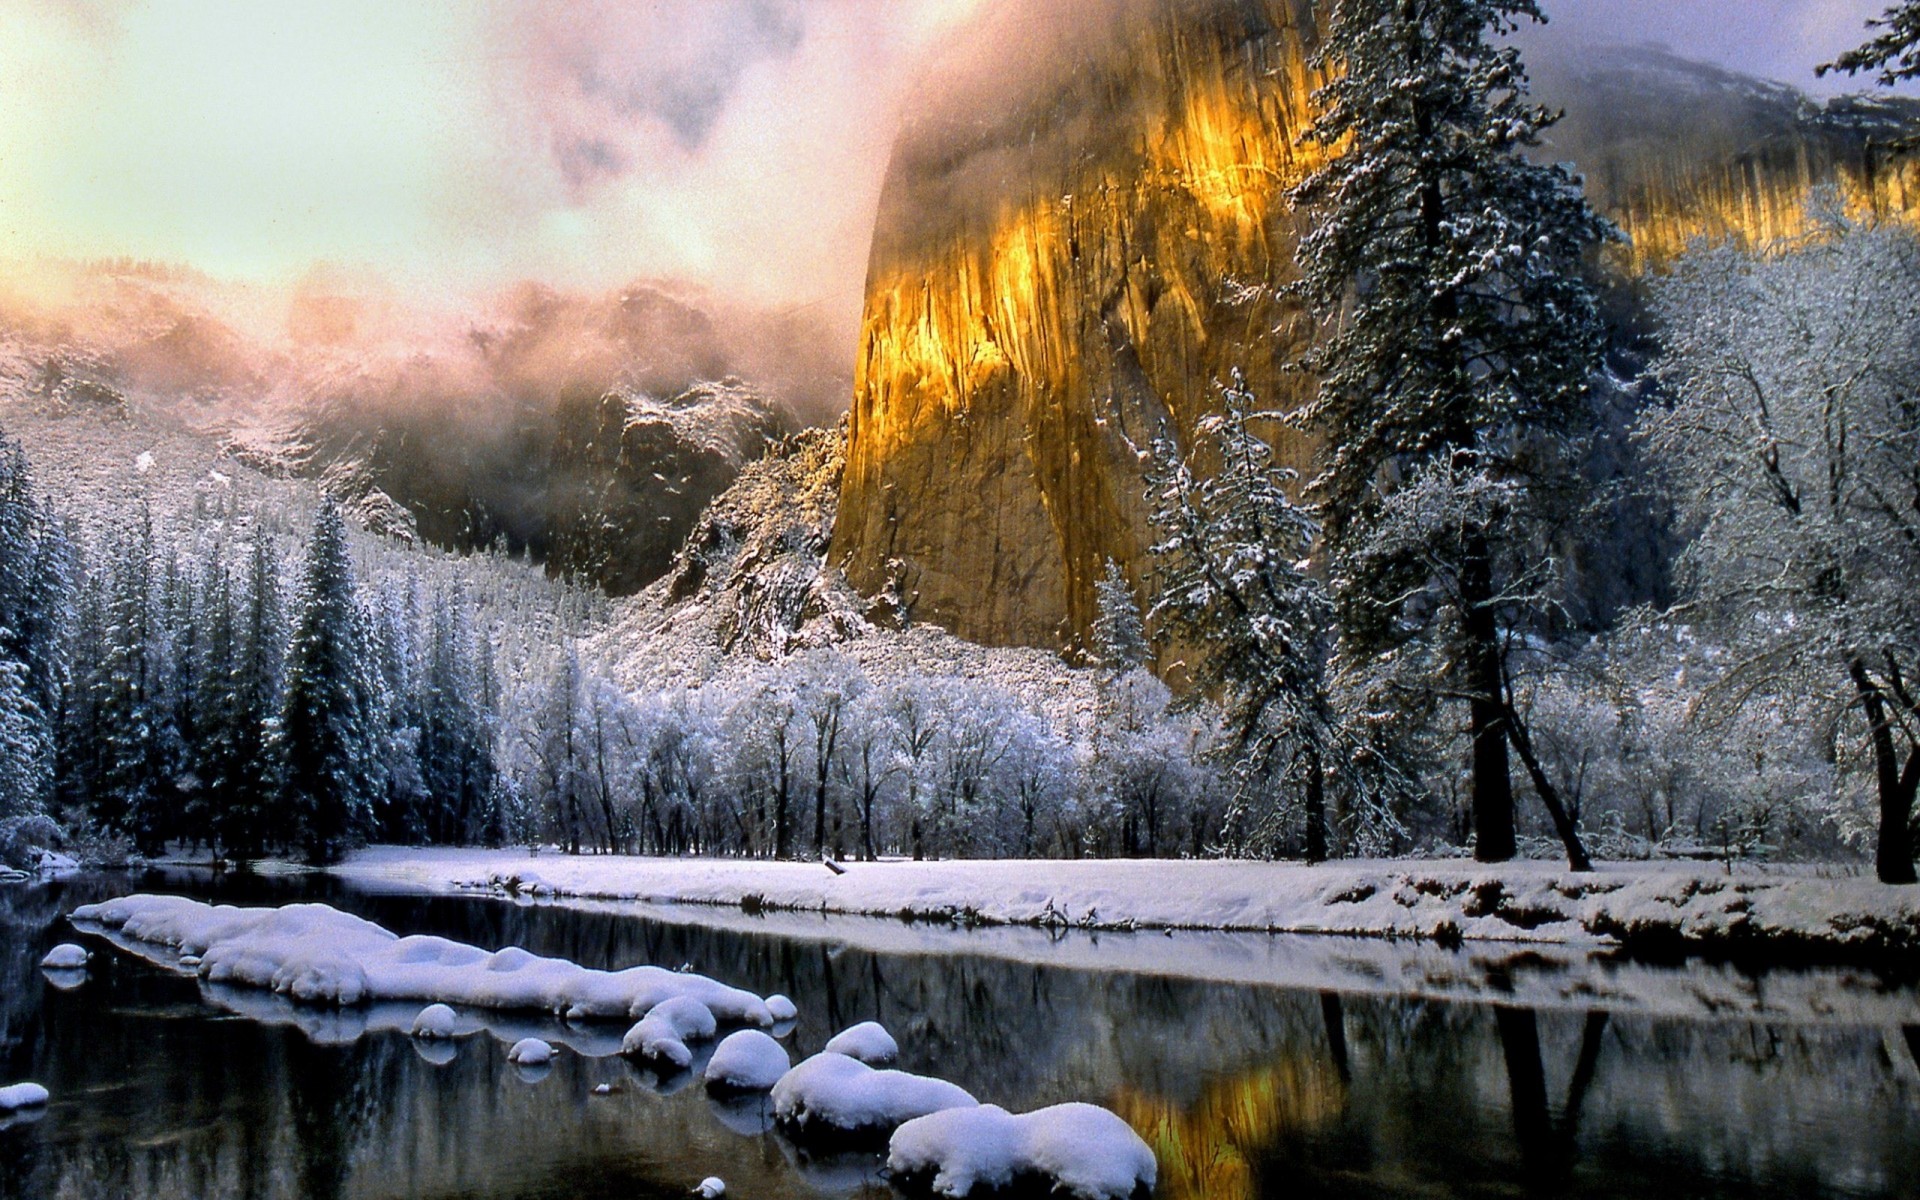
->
xmin=331 ymin=849 xmax=1920 ymax=960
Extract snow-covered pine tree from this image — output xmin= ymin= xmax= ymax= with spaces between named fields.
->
xmin=1290 ymin=0 xmax=1614 ymax=868
xmin=279 ymin=499 xmax=380 ymax=864
xmin=92 ymin=505 xmax=175 ymax=852
xmin=0 ymin=431 xmax=63 ymax=817
xmin=1091 ymin=560 xmax=1149 ymax=675
xmin=0 ymin=655 xmax=49 ymax=816
xmin=229 ymin=533 xmax=287 ymax=856
xmin=1821 ymin=3 xmax=1920 ymax=86
xmin=419 ymin=586 xmax=494 ymax=844
xmin=1147 ymin=372 xmax=1399 ymax=862
xmin=189 ymin=553 xmax=245 ymax=852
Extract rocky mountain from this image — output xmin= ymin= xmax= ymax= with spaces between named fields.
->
xmin=0 ymin=265 xmax=834 ymax=596
xmin=830 ymin=0 xmax=1920 ymax=653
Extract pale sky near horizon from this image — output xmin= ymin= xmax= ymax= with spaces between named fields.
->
xmin=0 ymin=0 xmax=1904 ymax=328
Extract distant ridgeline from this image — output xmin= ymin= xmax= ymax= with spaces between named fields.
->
xmin=830 ymin=0 xmax=1920 ymax=653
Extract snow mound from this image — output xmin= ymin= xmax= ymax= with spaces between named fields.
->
xmin=772 ymin=1052 xmax=976 ymax=1139
xmin=888 ymin=1103 xmax=1156 ymax=1200
xmin=410 ymin=1003 xmax=458 ymax=1039
xmin=621 ymin=995 xmax=718 ymax=1068
xmin=0 ymin=1083 xmax=49 ymax=1111
xmin=824 ymin=1021 xmax=898 ymax=1065
xmin=697 ymin=1178 xmax=726 ymax=1199
xmin=69 ymin=894 xmax=778 ymax=1024
xmin=507 ymin=1038 xmax=553 ymax=1066
xmin=766 ymin=994 xmax=798 ymax=1023
xmin=704 ymin=1030 xmax=790 ymax=1091
xmin=39 ymin=943 xmax=89 ymax=969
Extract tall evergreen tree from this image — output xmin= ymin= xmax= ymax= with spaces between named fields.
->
xmin=1091 ymin=560 xmax=1149 ymax=675
xmin=1290 ymin=0 xmax=1613 ymax=868
xmin=0 ymin=431 xmax=64 ymax=817
xmin=1149 ymin=374 xmax=1402 ymax=861
xmin=231 ymin=533 xmax=288 ymax=855
xmin=92 ymin=506 xmax=174 ymax=851
xmin=280 ymin=500 xmax=379 ymax=863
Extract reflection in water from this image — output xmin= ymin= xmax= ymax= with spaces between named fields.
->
xmin=1 ymin=871 xmax=1918 ymax=1200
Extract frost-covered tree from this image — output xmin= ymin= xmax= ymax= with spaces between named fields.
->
xmin=1642 ymin=215 xmax=1920 ymax=883
xmin=0 ymin=656 xmax=50 ymax=815
xmin=1821 ymin=3 xmax=1920 ymax=86
xmin=1147 ymin=375 xmax=1401 ymax=861
xmin=1289 ymin=0 xmax=1614 ymax=868
xmin=90 ymin=506 xmax=176 ymax=851
xmin=0 ymin=431 xmax=64 ymax=817
xmin=279 ymin=500 xmax=381 ymax=864
xmin=1091 ymin=560 xmax=1149 ymax=674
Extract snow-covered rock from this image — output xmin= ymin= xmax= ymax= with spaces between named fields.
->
xmin=35 ymin=849 xmax=78 ymax=874
xmin=696 ymin=1178 xmax=726 ymax=1199
xmin=70 ymin=894 xmax=778 ymax=1023
xmin=824 ymin=1021 xmax=898 ymax=1065
xmin=621 ymin=995 xmax=717 ymax=1069
xmin=766 ymin=994 xmax=798 ymax=1023
xmin=39 ymin=943 xmax=90 ymax=969
xmin=888 ymin=1103 xmax=1156 ymax=1200
xmin=410 ymin=1003 xmax=458 ymax=1039
xmin=0 ymin=1083 xmax=49 ymax=1111
xmin=772 ymin=1052 xmax=976 ymax=1139
xmin=507 ymin=1038 xmax=553 ymax=1066
xmin=703 ymin=1030 xmax=790 ymax=1092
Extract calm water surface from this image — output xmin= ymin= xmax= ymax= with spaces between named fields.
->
xmin=2 ymin=869 xmax=1918 ymax=1200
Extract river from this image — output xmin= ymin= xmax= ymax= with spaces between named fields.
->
xmin=2 ymin=869 xmax=1917 ymax=1199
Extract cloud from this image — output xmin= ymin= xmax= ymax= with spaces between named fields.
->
xmin=1530 ymin=0 xmax=1917 ymax=94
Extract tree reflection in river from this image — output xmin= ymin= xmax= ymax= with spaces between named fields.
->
xmin=1 ymin=872 xmax=1918 ymax=1200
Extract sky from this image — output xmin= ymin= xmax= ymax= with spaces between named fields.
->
xmin=0 ymin=0 xmax=1905 ymax=336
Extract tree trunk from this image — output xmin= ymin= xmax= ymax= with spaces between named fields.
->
xmin=1850 ymin=659 xmax=1919 ymax=884
xmin=1505 ymin=709 xmax=1594 ymax=872
xmin=1462 ymin=535 xmax=1516 ymax=862
xmin=1304 ymin=746 xmax=1328 ymax=864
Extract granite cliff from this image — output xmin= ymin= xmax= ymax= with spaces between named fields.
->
xmin=830 ymin=0 xmax=1920 ymax=652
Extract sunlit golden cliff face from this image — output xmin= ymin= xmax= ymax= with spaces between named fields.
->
xmin=832 ymin=2 xmax=1920 ymax=652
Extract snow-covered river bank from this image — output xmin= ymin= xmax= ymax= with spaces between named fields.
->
xmin=334 ymin=846 xmax=1920 ymax=958
xmin=4 ymin=867 xmax=1919 ymax=1200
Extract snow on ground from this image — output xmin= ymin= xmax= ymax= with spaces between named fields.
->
xmin=506 ymin=1038 xmax=552 ymax=1066
xmin=771 ymin=1052 xmax=977 ymax=1140
xmin=888 ymin=1103 xmax=1157 ymax=1200
xmin=704 ymin=1030 xmax=791 ymax=1091
xmin=620 ymin=994 xmax=718 ymax=1069
xmin=334 ymin=847 xmax=1920 ymax=958
xmin=69 ymin=894 xmax=779 ymax=1025
xmin=38 ymin=944 xmax=89 ymax=969
xmin=823 ymin=1021 xmax=898 ymax=1065
xmin=0 ymin=1083 xmax=49 ymax=1111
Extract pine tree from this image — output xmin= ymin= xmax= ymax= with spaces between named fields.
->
xmin=1290 ymin=0 xmax=1613 ymax=868
xmin=1148 ymin=373 xmax=1401 ymax=861
xmin=0 ymin=431 xmax=63 ymax=817
xmin=231 ymin=533 xmax=287 ymax=855
xmin=280 ymin=500 xmax=379 ymax=864
xmin=1821 ymin=3 xmax=1920 ymax=85
xmin=1091 ymin=560 xmax=1149 ymax=675
xmin=93 ymin=506 xmax=173 ymax=851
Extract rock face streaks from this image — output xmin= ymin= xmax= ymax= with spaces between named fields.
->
xmin=831 ymin=0 xmax=1920 ymax=652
